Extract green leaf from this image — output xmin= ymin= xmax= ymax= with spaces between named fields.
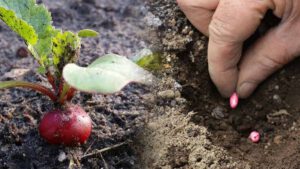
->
xmin=52 ymin=31 xmax=81 ymax=74
xmin=132 ymin=49 xmax=163 ymax=70
xmin=63 ymin=54 xmax=153 ymax=94
xmin=0 ymin=0 xmax=54 ymax=65
xmin=0 ymin=7 xmax=37 ymax=44
xmin=78 ymin=29 xmax=99 ymax=38
xmin=37 ymin=66 xmax=47 ymax=74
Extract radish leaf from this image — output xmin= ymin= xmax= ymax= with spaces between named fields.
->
xmin=0 ymin=0 xmax=55 ymax=66
xmin=131 ymin=49 xmax=163 ymax=70
xmin=0 ymin=7 xmax=37 ymax=44
xmin=52 ymin=31 xmax=81 ymax=74
xmin=78 ymin=29 xmax=99 ymax=38
xmin=63 ymin=54 xmax=153 ymax=94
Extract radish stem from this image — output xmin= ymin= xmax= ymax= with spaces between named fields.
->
xmin=0 ymin=81 xmax=57 ymax=102
xmin=46 ymin=71 xmax=57 ymax=92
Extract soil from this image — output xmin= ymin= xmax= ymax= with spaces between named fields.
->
xmin=1 ymin=0 xmax=300 ymax=169
xmin=0 ymin=0 xmax=151 ymax=168
xmin=134 ymin=0 xmax=300 ymax=169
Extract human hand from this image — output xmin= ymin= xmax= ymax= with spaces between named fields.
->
xmin=177 ymin=0 xmax=300 ymax=98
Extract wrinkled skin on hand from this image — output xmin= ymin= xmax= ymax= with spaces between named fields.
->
xmin=177 ymin=0 xmax=300 ymax=98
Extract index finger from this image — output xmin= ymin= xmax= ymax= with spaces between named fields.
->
xmin=208 ymin=0 xmax=273 ymax=97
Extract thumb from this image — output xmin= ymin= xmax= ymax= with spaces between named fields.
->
xmin=237 ymin=23 xmax=300 ymax=98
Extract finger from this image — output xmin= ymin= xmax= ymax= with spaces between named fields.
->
xmin=177 ymin=0 xmax=219 ymax=35
xmin=208 ymin=0 xmax=273 ymax=97
xmin=237 ymin=30 xmax=293 ymax=98
xmin=237 ymin=11 xmax=300 ymax=98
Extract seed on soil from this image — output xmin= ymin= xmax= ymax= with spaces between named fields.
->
xmin=230 ymin=92 xmax=239 ymax=109
xmin=249 ymin=131 xmax=260 ymax=143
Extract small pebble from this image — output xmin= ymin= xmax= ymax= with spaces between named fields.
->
xmin=3 ymin=68 xmax=30 ymax=79
xmin=58 ymin=151 xmax=67 ymax=162
xmin=170 ymin=100 xmax=177 ymax=106
xmin=273 ymin=135 xmax=283 ymax=144
xmin=157 ymin=90 xmax=176 ymax=99
xmin=272 ymin=94 xmax=281 ymax=103
xmin=174 ymin=82 xmax=182 ymax=90
xmin=211 ymin=106 xmax=226 ymax=120
xmin=23 ymin=112 xmax=37 ymax=126
xmin=230 ymin=92 xmax=239 ymax=109
xmin=142 ymin=94 xmax=156 ymax=103
xmin=1 ymin=145 xmax=9 ymax=152
xmin=16 ymin=47 xmax=29 ymax=57
xmin=175 ymin=97 xmax=187 ymax=104
xmin=249 ymin=131 xmax=260 ymax=143
xmin=255 ymin=104 xmax=263 ymax=110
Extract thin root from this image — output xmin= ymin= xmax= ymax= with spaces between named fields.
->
xmin=80 ymin=141 xmax=129 ymax=159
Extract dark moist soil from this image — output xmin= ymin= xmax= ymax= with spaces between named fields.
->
xmin=133 ymin=0 xmax=300 ymax=169
xmin=0 ymin=0 xmax=152 ymax=168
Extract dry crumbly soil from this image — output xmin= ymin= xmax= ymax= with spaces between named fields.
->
xmin=134 ymin=0 xmax=300 ymax=169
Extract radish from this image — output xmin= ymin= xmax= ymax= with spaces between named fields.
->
xmin=39 ymin=105 xmax=92 ymax=145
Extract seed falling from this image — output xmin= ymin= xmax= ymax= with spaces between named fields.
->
xmin=230 ymin=92 xmax=239 ymax=109
xmin=249 ymin=131 xmax=260 ymax=143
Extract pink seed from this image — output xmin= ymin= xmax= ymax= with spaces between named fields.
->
xmin=230 ymin=92 xmax=239 ymax=109
xmin=249 ymin=131 xmax=260 ymax=143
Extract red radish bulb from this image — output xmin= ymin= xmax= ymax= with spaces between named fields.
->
xmin=39 ymin=104 xmax=92 ymax=146
xmin=230 ymin=92 xmax=239 ymax=109
xmin=249 ymin=131 xmax=260 ymax=143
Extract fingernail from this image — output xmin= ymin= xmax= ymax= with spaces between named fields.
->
xmin=237 ymin=82 xmax=257 ymax=98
